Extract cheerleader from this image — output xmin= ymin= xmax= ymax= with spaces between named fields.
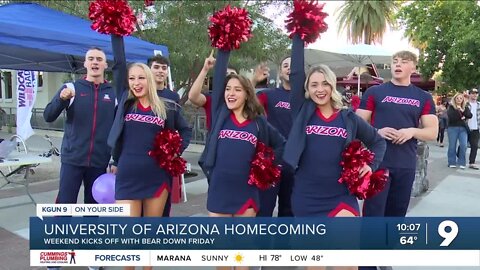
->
xmin=282 ymin=35 xmax=386 ymax=270
xmin=108 ymin=43 xmax=190 ymax=270
xmin=285 ymin=35 xmax=386 ymax=221
xmin=199 ymin=49 xmax=285 ymax=219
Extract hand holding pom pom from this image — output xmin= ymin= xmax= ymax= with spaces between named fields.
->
xmin=338 ymin=140 xmax=388 ymax=199
xmin=149 ymin=129 xmax=187 ymax=176
xmin=285 ymin=0 xmax=329 ymax=44
xmin=248 ymin=142 xmax=281 ymax=190
xmin=89 ymin=0 xmax=137 ymax=36
xmin=208 ymin=5 xmax=253 ymax=51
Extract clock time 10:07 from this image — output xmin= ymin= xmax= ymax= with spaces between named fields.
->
xmin=396 ymin=223 xmax=421 ymax=232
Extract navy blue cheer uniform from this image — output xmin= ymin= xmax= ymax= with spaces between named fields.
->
xmin=359 ymin=82 xmax=435 ymax=217
xmin=257 ymin=88 xmax=294 ymax=217
xmin=292 ymin=109 xmax=359 ymax=216
xmin=207 ymin=113 xmax=260 ymax=214
xmin=109 ymin=35 xmax=191 ymax=203
xmin=199 ymin=49 xmax=285 ymax=216
xmin=115 ymin=103 xmax=171 ymax=200
xmin=283 ymin=35 xmax=386 ymax=218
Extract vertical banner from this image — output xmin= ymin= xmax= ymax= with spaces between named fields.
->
xmin=16 ymin=70 xmax=37 ymax=140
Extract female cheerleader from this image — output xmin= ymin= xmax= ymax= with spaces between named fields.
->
xmin=199 ymin=50 xmax=285 ymax=219
xmin=283 ymin=35 xmax=387 ymax=270
xmin=108 ymin=54 xmax=190 ymax=270
xmin=198 ymin=50 xmax=285 ymax=270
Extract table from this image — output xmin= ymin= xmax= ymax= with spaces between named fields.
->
xmin=0 ymin=153 xmax=52 ymax=205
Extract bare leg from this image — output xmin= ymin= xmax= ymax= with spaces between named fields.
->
xmin=332 ymin=209 xmax=357 ymax=270
xmin=116 ymin=200 xmax=142 ymax=270
xmin=142 ymin=190 xmax=169 ymax=270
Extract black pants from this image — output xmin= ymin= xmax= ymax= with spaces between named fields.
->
xmin=468 ymin=129 xmax=479 ymax=164
xmin=437 ymin=127 xmax=446 ymax=143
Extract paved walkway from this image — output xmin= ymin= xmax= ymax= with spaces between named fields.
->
xmin=0 ymin=129 xmax=479 ymax=270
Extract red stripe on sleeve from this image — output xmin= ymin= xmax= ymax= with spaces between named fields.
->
xmin=366 ymin=95 xmax=376 ymax=111
xmin=257 ymin=92 xmax=268 ymax=115
xmin=421 ymin=99 xmax=433 ymax=115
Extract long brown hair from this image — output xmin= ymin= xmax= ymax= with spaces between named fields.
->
xmin=224 ymin=74 xmax=265 ymax=120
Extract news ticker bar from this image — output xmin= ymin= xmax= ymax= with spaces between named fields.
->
xmin=31 ymin=250 xmax=480 ymax=267
xmin=32 ymin=216 xmax=480 ymax=250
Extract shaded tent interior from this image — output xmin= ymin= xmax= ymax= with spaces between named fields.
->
xmin=0 ymin=2 xmax=169 ymax=73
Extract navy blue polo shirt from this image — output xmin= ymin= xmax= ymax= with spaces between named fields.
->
xmin=359 ymin=82 xmax=435 ymax=169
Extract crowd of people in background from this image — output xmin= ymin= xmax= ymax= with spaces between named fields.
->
xmin=435 ymin=89 xmax=480 ymax=170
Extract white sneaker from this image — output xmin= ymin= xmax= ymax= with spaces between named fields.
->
xmin=449 ymin=165 xmax=457 ymax=168
xmin=459 ymin=166 xmax=466 ymax=169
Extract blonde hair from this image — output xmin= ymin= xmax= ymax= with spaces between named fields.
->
xmin=127 ymin=63 xmax=166 ymax=119
xmin=450 ymin=92 xmax=467 ymax=111
xmin=304 ymin=64 xmax=344 ymax=110
xmin=393 ymin=51 xmax=418 ymax=65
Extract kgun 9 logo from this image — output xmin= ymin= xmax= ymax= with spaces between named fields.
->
xmin=438 ymin=220 xmax=458 ymax=247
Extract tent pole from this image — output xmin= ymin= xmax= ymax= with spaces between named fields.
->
xmin=168 ymin=66 xmax=174 ymax=90
xmin=357 ymin=66 xmax=361 ymax=96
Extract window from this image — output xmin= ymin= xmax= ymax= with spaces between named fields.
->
xmin=4 ymin=72 xmax=12 ymax=99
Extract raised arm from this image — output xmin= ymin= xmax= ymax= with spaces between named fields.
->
xmin=210 ymin=49 xmax=230 ymax=129
xmin=188 ymin=53 xmax=215 ymax=107
xmin=43 ymin=86 xmax=71 ymax=122
xmin=251 ymin=63 xmax=270 ymax=88
xmin=290 ymin=35 xmax=306 ymax=118
xmin=111 ymin=35 xmax=128 ymax=98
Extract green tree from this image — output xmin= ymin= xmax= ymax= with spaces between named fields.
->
xmin=397 ymin=0 xmax=480 ymax=91
xmin=22 ymin=0 xmax=291 ymax=101
xmin=336 ymin=0 xmax=399 ymax=44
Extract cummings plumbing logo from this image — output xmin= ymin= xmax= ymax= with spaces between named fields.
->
xmin=39 ymin=251 xmax=69 ymax=264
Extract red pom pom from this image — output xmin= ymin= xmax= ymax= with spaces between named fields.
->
xmin=248 ymin=142 xmax=281 ymax=190
xmin=351 ymin=95 xmax=361 ymax=111
xmin=357 ymin=169 xmax=389 ymax=200
xmin=89 ymin=0 xmax=137 ymax=36
xmin=149 ymin=129 xmax=186 ymax=176
xmin=208 ymin=5 xmax=253 ymax=51
xmin=285 ymin=0 xmax=329 ymax=44
xmin=338 ymin=140 xmax=387 ymax=199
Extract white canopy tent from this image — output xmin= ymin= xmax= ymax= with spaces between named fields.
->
xmin=305 ymin=44 xmax=393 ymax=94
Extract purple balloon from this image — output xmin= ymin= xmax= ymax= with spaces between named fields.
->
xmin=92 ymin=173 xmax=116 ymax=204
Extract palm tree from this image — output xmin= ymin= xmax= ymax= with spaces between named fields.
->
xmin=336 ymin=1 xmax=399 ymax=44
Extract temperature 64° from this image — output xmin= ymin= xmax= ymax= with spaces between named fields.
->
xmin=400 ymin=236 xmax=417 ymax=245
